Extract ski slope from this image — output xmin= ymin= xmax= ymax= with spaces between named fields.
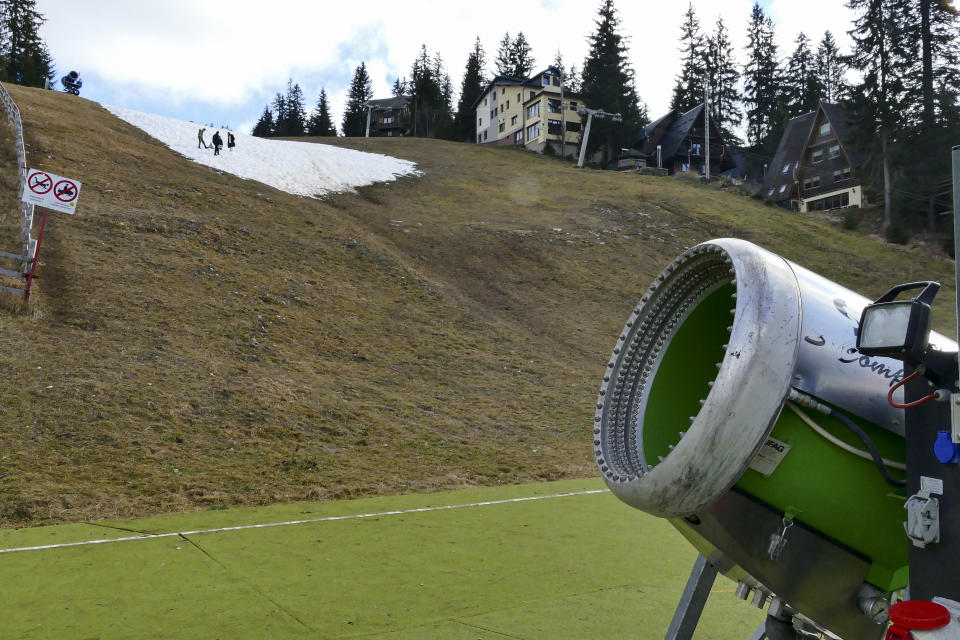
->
xmin=103 ymin=105 xmax=419 ymax=198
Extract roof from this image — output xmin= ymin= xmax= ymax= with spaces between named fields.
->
xmin=471 ymin=66 xmax=571 ymax=110
xmin=366 ymin=95 xmax=412 ymax=110
xmin=821 ymin=101 xmax=864 ymax=166
xmin=761 ymin=101 xmax=862 ymax=202
xmin=762 ymin=111 xmax=816 ymax=202
xmin=470 ymin=75 xmax=525 ymax=110
xmin=637 ymin=104 xmax=705 ymax=160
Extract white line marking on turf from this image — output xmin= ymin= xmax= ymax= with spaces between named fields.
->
xmin=0 ymin=489 xmax=607 ymax=555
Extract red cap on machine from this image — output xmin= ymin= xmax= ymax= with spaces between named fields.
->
xmin=890 ymin=600 xmax=952 ymax=630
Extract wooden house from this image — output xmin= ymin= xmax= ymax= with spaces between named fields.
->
xmin=365 ymin=96 xmax=413 ymax=137
xmin=626 ymin=104 xmax=733 ymax=175
xmin=762 ymin=101 xmax=864 ymax=212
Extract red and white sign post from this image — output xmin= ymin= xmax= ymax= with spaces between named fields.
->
xmin=21 ymin=168 xmax=82 ymax=301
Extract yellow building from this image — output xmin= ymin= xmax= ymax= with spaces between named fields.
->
xmin=472 ymin=66 xmax=585 ymax=159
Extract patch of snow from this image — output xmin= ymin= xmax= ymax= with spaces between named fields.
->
xmin=102 ymin=104 xmax=419 ymax=198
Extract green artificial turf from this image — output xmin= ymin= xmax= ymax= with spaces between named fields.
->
xmin=0 ymin=479 xmax=764 ymax=639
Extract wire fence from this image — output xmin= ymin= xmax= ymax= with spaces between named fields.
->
xmin=0 ymin=81 xmax=33 ymax=292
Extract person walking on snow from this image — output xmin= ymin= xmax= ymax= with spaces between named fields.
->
xmin=227 ymin=132 xmax=236 ymax=151
xmin=212 ymin=131 xmax=223 ymax=156
xmin=198 ymin=127 xmax=208 ymax=149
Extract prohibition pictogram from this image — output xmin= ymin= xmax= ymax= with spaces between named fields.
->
xmin=53 ymin=180 xmax=78 ymax=203
xmin=28 ymin=171 xmax=53 ymax=194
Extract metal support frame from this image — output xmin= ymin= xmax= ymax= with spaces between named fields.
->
xmin=664 ymin=554 xmax=719 ymax=640
xmin=576 ymin=106 xmax=621 ymax=168
xmin=0 ymin=81 xmax=34 ymax=297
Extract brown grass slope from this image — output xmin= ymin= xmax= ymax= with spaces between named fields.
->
xmin=0 ymin=85 xmax=954 ymax=527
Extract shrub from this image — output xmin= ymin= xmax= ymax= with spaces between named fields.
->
xmin=841 ymin=209 xmax=859 ymax=230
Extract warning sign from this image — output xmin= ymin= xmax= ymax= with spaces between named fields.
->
xmin=22 ymin=168 xmax=82 ymax=214
xmin=28 ymin=171 xmax=53 ymax=194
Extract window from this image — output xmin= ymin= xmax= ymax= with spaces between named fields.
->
xmin=386 ymin=131 xmax=393 ymax=137
xmin=527 ymin=103 xmax=541 ymax=118
xmin=548 ymin=98 xmax=562 ymax=113
xmin=767 ymin=188 xmax=775 ymax=197
xmin=500 ymin=104 xmax=503 ymax=113
xmin=820 ymin=122 xmax=831 ymax=136
xmin=548 ymin=119 xmax=562 ymax=135
xmin=807 ymin=191 xmax=850 ymax=211
xmin=484 ymin=98 xmax=487 ymax=106
xmin=515 ymin=131 xmax=524 ymax=144
xmin=499 ymin=122 xmax=505 ymax=132
xmin=501 ymin=87 xmax=505 ymax=94
xmin=781 ymin=163 xmax=791 ymax=174
xmin=511 ymin=115 xmax=518 ymax=126
xmin=553 ymin=76 xmax=560 ymax=86
xmin=811 ymin=149 xmax=824 ymax=163
xmin=543 ymin=75 xmax=550 ymax=85
xmin=477 ymin=134 xmax=481 ymax=143
xmin=517 ymin=92 xmax=521 ymax=102
xmin=527 ymin=122 xmax=541 ymax=140
xmin=506 ymin=100 xmax=510 ymax=109
xmin=833 ymin=167 xmax=852 ymax=181
xmin=565 ymin=121 xmax=581 ymax=132
xmin=383 ymin=116 xmax=393 ymax=124
xmin=828 ymin=145 xmax=840 ymax=159
xmin=483 ymin=131 xmax=488 ymax=141
xmin=569 ymin=101 xmax=577 ymax=109
xmin=530 ymin=91 xmax=535 ymax=100
xmin=803 ymin=176 xmax=820 ymax=189
xmin=478 ymin=117 xmax=482 ymax=126
xmin=491 ymin=109 xmax=496 ymax=118
xmin=778 ymin=185 xmax=787 ymax=194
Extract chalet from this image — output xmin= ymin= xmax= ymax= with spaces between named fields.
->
xmin=365 ymin=95 xmax=413 ymax=137
xmin=762 ymin=101 xmax=864 ymax=212
xmin=472 ymin=66 xmax=585 ymax=158
xmin=625 ymin=103 xmax=734 ymax=175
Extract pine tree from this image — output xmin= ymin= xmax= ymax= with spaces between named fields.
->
xmin=408 ymin=45 xmax=452 ymax=138
xmin=494 ymin=32 xmax=514 ymax=76
xmin=281 ymin=79 xmax=307 ymax=137
xmin=815 ymin=31 xmax=847 ymax=102
xmin=511 ymin=32 xmax=536 ymax=78
xmin=270 ymin=92 xmax=288 ymax=137
xmin=342 ymin=62 xmax=373 ymax=137
xmin=307 ymin=88 xmax=337 ymax=136
xmin=742 ymin=2 xmax=781 ymax=146
xmin=454 ymin=37 xmax=486 ymax=142
xmin=899 ymin=0 xmax=960 ymax=129
xmin=552 ymin=51 xmax=566 ymax=79
xmin=0 ymin=0 xmax=54 ymax=87
xmin=670 ymin=3 xmax=705 ymax=114
xmin=846 ymin=0 xmax=909 ymax=232
xmin=392 ymin=77 xmax=408 ymax=97
xmin=566 ymin=63 xmax=582 ymax=94
xmin=782 ymin=32 xmax=821 ymax=117
xmin=580 ymin=0 xmax=645 ymax=164
xmin=252 ymin=105 xmax=274 ymax=137
xmin=705 ymin=17 xmax=741 ymax=145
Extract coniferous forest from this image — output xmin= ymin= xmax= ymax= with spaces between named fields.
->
xmin=0 ymin=0 xmax=956 ymax=242
xmin=249 ymin=1 xmax=959 ymax=241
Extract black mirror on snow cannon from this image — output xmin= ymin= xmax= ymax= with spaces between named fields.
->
xmin=593 ymin=238 xmax=960 ymax=640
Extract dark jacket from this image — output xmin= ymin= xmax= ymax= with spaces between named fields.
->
xmin=212 ymin=132 xmax=223 ymax=148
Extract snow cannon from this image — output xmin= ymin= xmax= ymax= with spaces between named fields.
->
xmin=593 ymin=238 xmax=955 ymax=640
xmin=61 ymin=71 xmax=81 ymax=96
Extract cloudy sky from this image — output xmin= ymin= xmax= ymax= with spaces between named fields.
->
xmin=36 ymin=0 xmax=856 ymax=135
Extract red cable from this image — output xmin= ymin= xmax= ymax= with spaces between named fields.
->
xmin=888 ymin=368 xmax=939 ymax=409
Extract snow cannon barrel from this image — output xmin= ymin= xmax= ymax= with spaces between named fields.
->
xmin=593 ymin=238 xmax=954 ymax=639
